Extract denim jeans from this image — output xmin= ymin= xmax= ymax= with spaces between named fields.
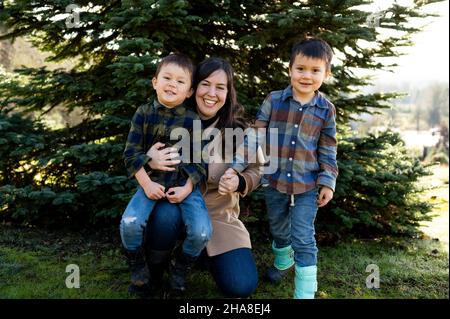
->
xmin=119 ymin=185 xmax=212 ymax=257
xmin=264 ymin=186 xmax=319 ymax=267
xmin=146 ymin=201 xmax=258 ymax=298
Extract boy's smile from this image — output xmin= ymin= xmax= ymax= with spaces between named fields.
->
xmin=152 ymin=63 xmax=193 ymax=108
xmin=289 ymin=54 xmax=329 ymax=104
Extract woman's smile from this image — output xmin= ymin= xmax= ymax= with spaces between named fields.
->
xmin=195 ymin=70 xmax=228 ymax=119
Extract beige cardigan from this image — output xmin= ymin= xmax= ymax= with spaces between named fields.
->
xmin=200 ymin=121 xmax=262 ymax=257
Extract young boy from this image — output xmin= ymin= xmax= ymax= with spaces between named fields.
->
xmin=121 ymin=53 xmax=211 ymax=295
xmin=231 ymin=37 xmax=338 ymax=299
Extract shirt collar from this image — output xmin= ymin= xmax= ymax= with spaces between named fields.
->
xmin=281 ymin=85 xmax=328 ymax=109
xmin=153 ymin=99 xmax=186 ymax=115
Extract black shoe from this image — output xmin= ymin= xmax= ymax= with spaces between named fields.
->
xmin=169 ymin=252 xmax=197 ymax=293
xmin=128 ymin=283 xmax=152 ymax=298
xmin=195 ymin=249 xmax=210 ymax=272
xmin=146 ymin=249 xmax=172 ymax=289
xmin=124 ymin=248 xmax=150 ymax=287
xmin=264 ymin=265 xmax=294 ymax=284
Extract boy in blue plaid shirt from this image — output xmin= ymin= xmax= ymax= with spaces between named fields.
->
xmin=120 ymin=53 xmax=211 ymax=295
xmin=231 ymin=38 xmax=338 ymax=299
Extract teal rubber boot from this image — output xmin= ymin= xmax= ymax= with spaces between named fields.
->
xmin=294 ymin=264 xmax=317 ymax=299
xmin=265 ymin=242 xmax=295 ymax=284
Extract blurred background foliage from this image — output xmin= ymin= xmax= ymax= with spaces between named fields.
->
xmin=0 ymin=0 xmax=446 ymax=240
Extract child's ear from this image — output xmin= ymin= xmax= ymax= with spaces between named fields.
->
xmin=186 ymin=87 xmax=194 ymax=98
xmin=152 ymin=77 xmax=157 ymax=89
xmin=325 ymin=69 xmax=331 ymax=81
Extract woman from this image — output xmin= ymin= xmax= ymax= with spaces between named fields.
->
xmin=144 ymin=57 xmax=261 ymax=298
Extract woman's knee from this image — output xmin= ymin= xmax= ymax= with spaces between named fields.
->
xmin=219 ymin=271 xmax=258 ymax=298
xmin=211 ymin=248 xmax=258 ymax=298
xmin=150 ymin=203 xmax=183 ymax=234
xmin=146 ymin=201 xmax=183 ymax=249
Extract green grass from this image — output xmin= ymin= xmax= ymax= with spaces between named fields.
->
xmin=0 ymin=226 xmax=131 ymax=299
xmin=1 ymin=165 xmax=448 ymax=299
xmin=317 ymin=238 xmax=448 ymax=299
xmin=0 ymin=225 xmax=447 ymax=299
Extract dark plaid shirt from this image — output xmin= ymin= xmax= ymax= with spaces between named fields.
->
xmin=233 ymin=85 xmax=338 ymax=195
xmin=123 ymin=100 xmax=205 ymax=189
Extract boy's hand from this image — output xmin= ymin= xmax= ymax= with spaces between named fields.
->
xmin=166 ymin=179 xmax=193 ymax=204
xmin=147 ymin=142 xmax=180 ymax=171
xmin=218 ymin=168 xmax=239 ymax=195
xmin=317 ymin=186 xmax=333 ymax=208
xmin=143 ymin=181 xmax=166 ymax=200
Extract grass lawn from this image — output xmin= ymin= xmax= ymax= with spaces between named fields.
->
xmin=0 ymin=166 xmax=448 ymax=299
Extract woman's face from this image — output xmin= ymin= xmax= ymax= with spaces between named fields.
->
xmin=195 ymin=70 xmax=228 ymax=120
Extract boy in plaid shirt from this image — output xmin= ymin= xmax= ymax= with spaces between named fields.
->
xmin=232 ymin=38 xmax=338 ymax=299
xmin=120 ymin=53 xmax=211 ymax=295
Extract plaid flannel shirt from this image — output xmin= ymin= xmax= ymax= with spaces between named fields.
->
xmin=123 ymin=100 xmax=205 ymax=189
xmin=233 ymin=85 xmax=338 ymax=195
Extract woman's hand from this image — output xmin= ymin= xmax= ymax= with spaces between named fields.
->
xmin=166 ymin=178 xmax=194 ymax=204
xmin=218 ymin=168 xmax=239 ymax=195
xmin=146 ymin=142 xmax=181 ymax=171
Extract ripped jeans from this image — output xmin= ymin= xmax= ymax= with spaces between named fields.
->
xmin=119 ymin=185 xmax=212 ymax=258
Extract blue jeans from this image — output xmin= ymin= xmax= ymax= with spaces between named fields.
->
xmin=146 ymin=201 xmax=258 ymax=298
xmin=264 ymin=186 xmax=319 ymax=267
xmin=119 ymin=185 xmax=212 ymax=257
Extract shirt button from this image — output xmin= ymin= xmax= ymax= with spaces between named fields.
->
xmin=294 ymin=124 xmax=299 ymax=128
xmin=289 ymin=157 xmax=293 ymax=161
xmin=299 ymin=108 xmax=303 ymax=111
xmin=291 ymin=141 xmax=296 ymax=145
xmin=287 ymin=173 xmax=291 ymax=177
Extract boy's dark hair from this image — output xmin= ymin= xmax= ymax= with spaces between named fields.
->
xmin=155 ymin=53 xmax=194 ymax=83
xmin=289 ymin=37 xmax=333 ymax=70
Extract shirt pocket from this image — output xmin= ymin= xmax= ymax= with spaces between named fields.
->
xmin=298 ymin=109 xmax=326 ymax=147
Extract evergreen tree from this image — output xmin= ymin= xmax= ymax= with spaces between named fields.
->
xmin=0 ymin=0 xmax=441 ymax=236
xmin=0 ymin=23 xmax=12 ymax=69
